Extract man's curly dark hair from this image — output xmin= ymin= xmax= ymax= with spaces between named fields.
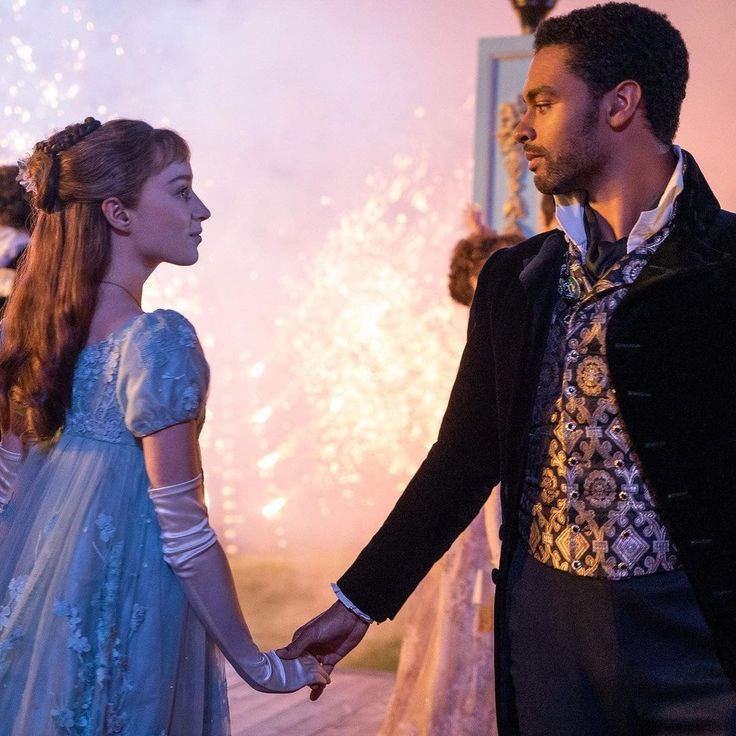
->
xmin=535 ymin=2 xmax=688 ymax=144
xmin=0 ymin=166 xmax=31 ymax=230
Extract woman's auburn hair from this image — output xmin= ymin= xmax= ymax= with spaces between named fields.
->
xmin=0 ymin=119 xmax=190 ymax=443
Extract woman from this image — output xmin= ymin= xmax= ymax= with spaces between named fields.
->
xmin=0 ymin=118 xmax=328 ymax=735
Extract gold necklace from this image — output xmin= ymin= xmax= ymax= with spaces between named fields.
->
xmin=100 ymin=280 xmax=142 ymax=308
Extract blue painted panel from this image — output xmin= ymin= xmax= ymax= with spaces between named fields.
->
xmin=473 ymin=35 xmax=543 ymax=238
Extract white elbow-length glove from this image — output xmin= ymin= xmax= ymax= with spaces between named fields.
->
xmin=148 ymin=475 xmax=329 ymax=693
xmin=0 ymin=445 xmax=22 ymax=512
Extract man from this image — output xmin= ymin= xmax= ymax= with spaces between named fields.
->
xmin=280 ymin=4 xmax=736 ymax=734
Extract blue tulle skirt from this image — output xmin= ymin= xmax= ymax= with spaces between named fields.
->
xmin=0 ymin=432 xmax=230 ymax=735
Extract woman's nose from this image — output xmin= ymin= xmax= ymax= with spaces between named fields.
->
xmin=194 ymin=194 xmax=211 ymax=221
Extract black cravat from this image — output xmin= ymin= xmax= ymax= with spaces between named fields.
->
xmin=582 ymin=201 xmax=627 ymax=281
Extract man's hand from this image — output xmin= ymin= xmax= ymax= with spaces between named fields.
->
xmin=276 ymin=601 xmax=370 ymax=700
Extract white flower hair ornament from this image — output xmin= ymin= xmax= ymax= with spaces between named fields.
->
xmin=14 ymin=117 xmax=102 ymax=212
xmin=15 ymin=154 xmax=36 ymax=195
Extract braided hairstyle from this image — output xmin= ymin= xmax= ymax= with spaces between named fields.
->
xmin=30 ymin=117 xmax=102 ymax=214
xmin=0 ymin=117 xmax=190 ymax=442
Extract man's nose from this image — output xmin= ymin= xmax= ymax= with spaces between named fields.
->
xmin=513 ymin=111 xmax=534 ymax=145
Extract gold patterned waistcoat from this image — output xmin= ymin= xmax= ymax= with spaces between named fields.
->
xmin=518 ymin=242 xmax=681 ymax=579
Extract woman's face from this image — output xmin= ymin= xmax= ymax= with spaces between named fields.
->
xmin=127 ymin=159 xmax=210 ymax=268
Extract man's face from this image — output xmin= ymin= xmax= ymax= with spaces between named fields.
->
xmin=515 ymin=44 xmax=608 ymax=195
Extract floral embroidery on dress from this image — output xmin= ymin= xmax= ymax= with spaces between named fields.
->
xmin=50 ymin=518 xmax=144 ymax=734
xmin=137 ymin=313 xmax=197 ymax=368
xmin=0 ymin=630 xmax=22 ymax=677
xmin=66 ymin=335 xmax=131 ymax=445
xmin=130 ymin=603 xmax=146 ymax=632
xmin=96 ymin=513 xmax=116 ymax=543
xmin=0 ymin=574 xmax=28 ymax=675
xmin=182 ymin=384 xmax=200 ymax=414
xmin=0 ymin=575 xmax=28 ymax=632
xmin=54 ymin=601 xmax=92 ymax=654
xmin=7 ymin=574 xmax=27 ymax=602
xmin=51 ymin=707 xmax=76 ymax=730
xmin=176 ymin=320 xmax=197 ymax=348
xmin=66 ymin=311 xmax=207 ymax=444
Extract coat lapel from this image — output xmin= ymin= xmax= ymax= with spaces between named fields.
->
xmin=503 ymin=232 xmax=566 ymax=513
xmin=627 ymin=226 xmax=733 ymax=300
xmin=619 ymin=149 xmax=731 ymax=299
xmin=518 ymin=231 xmax=567 ymax=293
xmin=518 ymin=231 xmax=566 ymax=358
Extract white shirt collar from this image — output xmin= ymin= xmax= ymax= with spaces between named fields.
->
xmin=553 ymin=145 xmax=684 ymax=256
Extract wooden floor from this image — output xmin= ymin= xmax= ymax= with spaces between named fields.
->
xmin=226 ymin=664 xmax=395 ymax=736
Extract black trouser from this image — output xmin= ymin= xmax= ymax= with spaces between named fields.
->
xmin=507 ymin=548 xmax=736 ymax=736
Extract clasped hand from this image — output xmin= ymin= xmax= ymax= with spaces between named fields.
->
xmin=277 ymin=601 xmax=370 ymax=700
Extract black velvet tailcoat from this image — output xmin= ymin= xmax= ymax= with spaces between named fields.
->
xmin=337 ymin=152 xmax=736 ymax=735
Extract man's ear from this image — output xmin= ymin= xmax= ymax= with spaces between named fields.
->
xmin=606 ymin=79 xmax=643 ymax=131
xmin=101 ymin=197 xmax=131 ymax=232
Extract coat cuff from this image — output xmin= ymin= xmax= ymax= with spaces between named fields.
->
xmin=331 ymin=583 xmax=373 ymax=624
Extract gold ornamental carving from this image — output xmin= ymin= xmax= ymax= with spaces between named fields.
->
xmin=495 ymin=98 xmax=526 ymax=236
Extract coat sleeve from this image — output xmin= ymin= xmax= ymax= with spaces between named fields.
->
xmin=337 ymin=258 xmax=502 ymax=622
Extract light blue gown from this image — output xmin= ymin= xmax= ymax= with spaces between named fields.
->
xmin=0 ymin=310 xmax=230 ymax=735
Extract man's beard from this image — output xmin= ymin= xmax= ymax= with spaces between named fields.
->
xmin=527 ymin=103 xmax=604 ymax=195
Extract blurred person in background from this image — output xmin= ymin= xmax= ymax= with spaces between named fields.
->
xmin=378 ymin=206 xmax=517 ymax=736
xmin=0 ymin=165 xmax=31 ymax=311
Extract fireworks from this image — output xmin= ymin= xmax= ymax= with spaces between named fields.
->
xmin=1 ymin=1 xmax=475 ymax=555
xmin=220 ymin=143 xmax=472 ymax=552
xmin=1 ymin=2 xmax=107 ymax=160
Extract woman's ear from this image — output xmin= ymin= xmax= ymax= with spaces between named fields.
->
xmin=606 ymin=79 xmax=643 ymax=131
xmin=101 ymin=197 xmax=131 ymax=232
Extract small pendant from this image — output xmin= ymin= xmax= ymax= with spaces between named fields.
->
xmin=558 ymin=274 xmax=582 ymax=303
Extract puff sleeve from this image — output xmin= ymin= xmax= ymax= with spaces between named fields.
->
xmin=116 ymin=310 xmax=209 ymax=437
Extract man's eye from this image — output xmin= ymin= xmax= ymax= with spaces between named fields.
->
xmin=535 ymin=103 xmax=552 ymax=112
xmin=178 ymin=187 xmax=192 ymax=200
